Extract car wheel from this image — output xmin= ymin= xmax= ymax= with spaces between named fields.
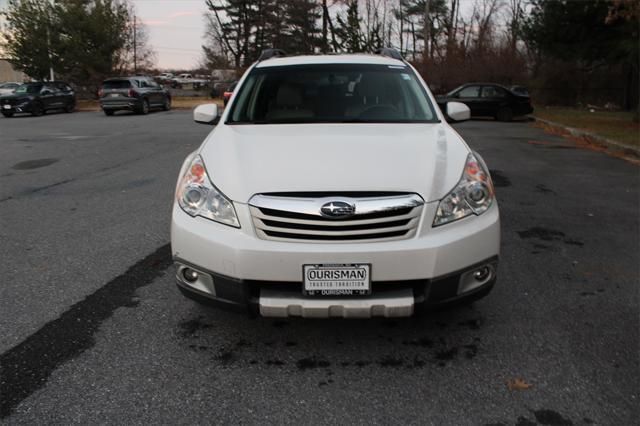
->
xmin=64 ymin=102 xmax=75 ymax=113
xmin=1 ymin=111 xmax=14 ymax=118
xmin=104 ymin=109 xmax=114 ymax=116
xmin=496 ymin=107 xmax=513 ymax=122
xmin=138 ymin=99 xmax=150 ymax=115
xmin=162 ymin=96 xmax=171 ymax=111
xmin=31 ymin=102 xmax=44 ymax=117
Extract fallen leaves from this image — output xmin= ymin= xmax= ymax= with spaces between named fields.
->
xmin=506 ymin=378 xmax=534 ymax=391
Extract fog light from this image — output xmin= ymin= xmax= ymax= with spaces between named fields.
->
xmin=473 ymin=267 xmax=491 ymax=281
xmin=182 ymin=268 xmax=199 ymax=282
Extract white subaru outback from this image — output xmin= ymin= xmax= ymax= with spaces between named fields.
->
xmin=171 ymin=49 xmax=500 ymax=318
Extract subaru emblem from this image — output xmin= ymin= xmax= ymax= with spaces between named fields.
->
xmin=320 ymin=201 xmax=355 ymax=218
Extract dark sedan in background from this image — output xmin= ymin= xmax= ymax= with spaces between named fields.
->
xmin=436 ymin=83 xmax=533 ymax=121
xmin=99 ymin=76 xmax=171 ymax=116
xmin=0 ymin=82 xmax=75 ymax=117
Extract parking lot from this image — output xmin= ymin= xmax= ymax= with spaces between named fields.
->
xmin=0 ymin=110 xmax=638 ymax=424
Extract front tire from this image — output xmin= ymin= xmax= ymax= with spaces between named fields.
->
xmin=138 ymin=99 xmax=150 ymax=115
xmin=64 ymin=102 xmax=75 ymax=113
xmin=2 ymin=111 xmax=14 ymax=118
xmin=496 ymin=107 xmax=513 ymax=122
xmin=31 ymin=102 xmax=45 ymax=117
xmin=103 ymin=109 xmax=114 ymax=116
xmin=162 ymin=96 xmax=171 ymax=111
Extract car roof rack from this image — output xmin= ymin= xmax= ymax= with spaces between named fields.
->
xmin=374 ymin=47 xmax=404 ymax=61
xmin=258 ymin=49 xmax=287 ymax=61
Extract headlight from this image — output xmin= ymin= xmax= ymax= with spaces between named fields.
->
xmin=176 ymin=154 xmax=240 ymax=228
xmin=433 ymin=152 xmax=494 ymax=227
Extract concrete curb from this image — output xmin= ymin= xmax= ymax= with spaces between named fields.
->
xmin=531 ymin=116 xmax=640 ymax=155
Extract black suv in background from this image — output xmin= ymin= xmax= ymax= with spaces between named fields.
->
xmin=0 ymin=82 xmax=76 ymax=117
xmin=436 ymin=83 xmax=533 ymax=122
xmin=99 ymin=76 xmax=171 ymax=116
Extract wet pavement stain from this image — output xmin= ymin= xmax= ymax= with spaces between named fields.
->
xmin=458 ymin=318 xmax=483 ymax=330
xmin=11 ymin=158 xmax=59 ymax=170
xmin=412 ymin=357 xmax=426 ymax=368
xmin=297 ymin=357 xmax=331 ymax=370
xmin=535 ymin=183 xmax=557 ymax=195
xmin=463 ymin=344 xmax=478 ymax=359
xmin=272 ymin=320 xmax=289 ymax=328
xmin=532 ymin=409 xmax=574 ymax=425
xmin=123 ymin=298 xmax=140 ymax=308
xmin=518 ymin=227 xmax=584 ymax=247
xmin=378 ymin=357 xmax=403 ymax=367
xmin=0 ymin=244 xmax=172 ymax=418
xmin=515 ymin=416 xmax=537 ymax=426
xmin=215 ymin=350 xmax=236 ymax=365
xmin=434 ymin=347 xmax=458 ymax=366
xmin=178 ymin=317 xmax=214 ymax=337
xmin=489 ymin=169 xmax=511 ymax=187
xmin=188 ymin=345 xmax=210 ymax=352
xmin=518 ymin=227 xmax=564 ymax=241
xmin=401 ymin=337 xmax=434 ymax=347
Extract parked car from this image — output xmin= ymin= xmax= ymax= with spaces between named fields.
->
xmin=0 ymin=82 xmax=21 ymax=95
xmin=222 ymin=81 xmax=237 ymax=106
xmin=99 ymin=76 xmax=171 ymax=116
xmin=171 ymin=73 xmax=209 ymax=89
xmin=436 ymin=83 xmax=533 ymax=121
xmin=171 ymin=49 xmax=500 ymax=318
xmin=155 ymin=72 xmax=174 ymax=84
xmin=0 ymin=81 xmax=75 ymax=117
xmin=510 ymin=85 xmax=530 ymax=97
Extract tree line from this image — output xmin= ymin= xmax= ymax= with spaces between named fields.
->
xmin=1 ymin=0 xmax=153 ymax=92
xmin=202 ymin=0 xmax=638 ymax=110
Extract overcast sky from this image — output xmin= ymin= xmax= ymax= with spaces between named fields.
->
xmin=133 ymin=0 xmax=208 ymax=70
xmin=135 ymin=0 xmax=480 ymax=71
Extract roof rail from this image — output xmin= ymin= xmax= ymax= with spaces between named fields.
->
xmin=258 ymin=49 xmax=287 ymax=61
xmin=374 ymin=47 xmax=403 ymax=61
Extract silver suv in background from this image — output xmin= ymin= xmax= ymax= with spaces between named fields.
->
xmin=98 ymin=76 xmax=171 ymax=116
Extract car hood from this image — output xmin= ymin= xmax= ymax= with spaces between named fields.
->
xmin=199 ymin=123 xmax=470 ymax=203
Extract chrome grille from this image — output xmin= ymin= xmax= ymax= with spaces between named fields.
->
xmin=249 ymin=193 xmax=424 ymax=242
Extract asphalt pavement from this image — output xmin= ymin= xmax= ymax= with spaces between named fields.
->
xmin=0 ymin=109 xmax=638 ymax=425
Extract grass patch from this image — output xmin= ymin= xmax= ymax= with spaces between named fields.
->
xmin=534 ymin=106 xmax=639 ymax=147
xmin=172 ymin=97 xmax=223 ymax=109
xmin=75 ymin=97 xmax=223 ymax=112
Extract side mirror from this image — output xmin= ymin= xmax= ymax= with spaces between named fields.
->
xmin=194 ymin=103 xmax=219 ymax=125
xmin=446 ymin=101 xmax=470 ymax=122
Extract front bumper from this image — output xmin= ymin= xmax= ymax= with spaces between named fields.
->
xmin=171 ymin=201 xmax=500 ymax=317
xmin=2 ymin=103 xmax=31 ymax=113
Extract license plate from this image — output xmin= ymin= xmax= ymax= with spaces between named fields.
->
xmin=109 ymin=93 xmax=119 ymax=97
xmin=303 ymin=264 xmax=371 ymax=296
xmin=2 ymin=104 xmax=10 ymax=109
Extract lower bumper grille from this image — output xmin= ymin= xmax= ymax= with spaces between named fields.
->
xmin=249 ymin=193 xmax=424 ymax=243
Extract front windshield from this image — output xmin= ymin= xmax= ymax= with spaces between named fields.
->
xmin=14 ymin=84 xmax=42 ymax=94
xmin=228 ymin=64 xmax=438 ymax=124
